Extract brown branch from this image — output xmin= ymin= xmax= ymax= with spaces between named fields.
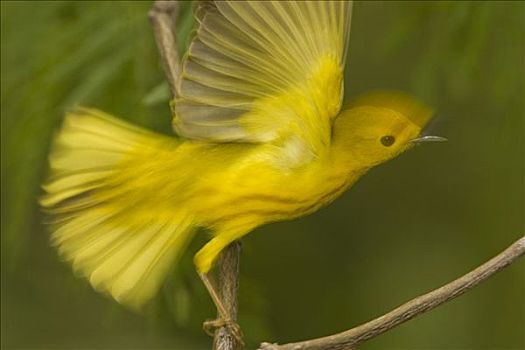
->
xmin=213 ymin=242 xmax=242 ymax=350
xmin=259 ymin=235 xmax=525 ymax=350
xmin=149 ymin=0 xmax=181 ymax=98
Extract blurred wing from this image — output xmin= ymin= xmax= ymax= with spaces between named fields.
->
xmin=174 ymin=1 xmax=352 ymax=160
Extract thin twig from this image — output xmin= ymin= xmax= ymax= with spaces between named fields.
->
xmin=259 ymin=235 xmax=525 ymax=350
xmin=214 ymin=242 xmax=242 ymax=350
xmin=149 ymin=0 xmax=181 ymax=97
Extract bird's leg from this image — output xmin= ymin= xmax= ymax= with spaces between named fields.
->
xmin=199 ymin=272 xmax=230 ymax=323
xmin=199 ymin=272 xmax=243 ymax=344
xmin=196 ymin=237 xmax=244 ymax=346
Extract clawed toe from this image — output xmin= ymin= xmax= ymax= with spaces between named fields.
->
xmin=202 ymin=318 xmax=244 ymax=346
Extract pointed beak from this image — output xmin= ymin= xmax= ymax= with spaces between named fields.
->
xmin=410 ymin=135 xmax=448 ymax=144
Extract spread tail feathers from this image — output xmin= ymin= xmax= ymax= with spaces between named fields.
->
xmin=41 ymin=108 xmax=194 ymax=310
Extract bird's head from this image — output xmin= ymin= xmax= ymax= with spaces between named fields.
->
xmin=331 ymin=91 xmax=446 ymax=169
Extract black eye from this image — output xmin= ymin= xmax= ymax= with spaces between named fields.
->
xmin=380 ymin=135 xmax=396 ymax=147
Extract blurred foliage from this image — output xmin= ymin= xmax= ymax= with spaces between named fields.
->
xmin=1 ymin=1 xmax=524 ymax=349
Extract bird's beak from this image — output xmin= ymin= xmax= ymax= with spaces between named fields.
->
xmin=410 ymin=135 xmax=448 ymax=144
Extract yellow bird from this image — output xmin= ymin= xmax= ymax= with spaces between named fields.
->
xmin=41 ymin=0 xmax=444 ymax=329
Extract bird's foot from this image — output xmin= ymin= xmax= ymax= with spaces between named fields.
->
xmin=203 ymin=317 xmax=244 ymax=346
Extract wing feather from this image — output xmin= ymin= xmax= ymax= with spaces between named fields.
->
xmin=174 ymin=1 xmax=352 ymax=162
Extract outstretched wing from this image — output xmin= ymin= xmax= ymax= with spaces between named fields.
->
xmin=174 ymin=1 xmax=352 ymax=161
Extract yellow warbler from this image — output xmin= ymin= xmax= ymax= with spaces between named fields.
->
xmin=41 ymin=1 xmax=444 ymax=316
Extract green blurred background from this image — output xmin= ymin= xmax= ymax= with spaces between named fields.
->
xmin=1 ymin=1 xmax=524 ymax=349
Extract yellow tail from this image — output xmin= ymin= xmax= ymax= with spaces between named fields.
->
xmin=41 ymin=108 xmax=194 ymax=310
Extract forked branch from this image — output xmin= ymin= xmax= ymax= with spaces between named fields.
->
xmin=259 ymin=235 xmax=525 ymax=350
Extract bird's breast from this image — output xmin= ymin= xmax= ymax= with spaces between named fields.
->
xmin=199 ymin=165 xmax=355 ymax=230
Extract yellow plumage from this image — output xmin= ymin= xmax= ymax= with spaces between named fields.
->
xmin=41 ymin=1 xmax=436 ymax=311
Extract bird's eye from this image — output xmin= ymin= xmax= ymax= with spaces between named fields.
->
xmin=380 ymin=135 xmax=396 ymax=147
